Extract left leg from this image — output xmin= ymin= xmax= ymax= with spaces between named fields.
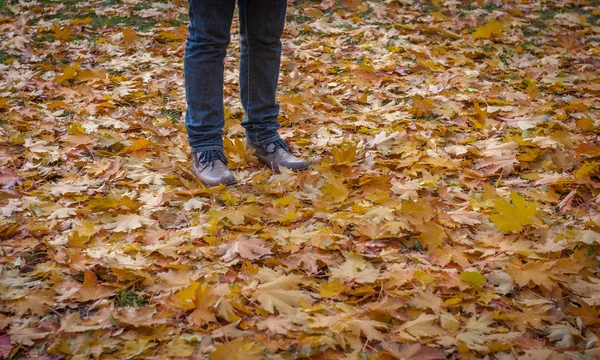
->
xmin=238 ymin=0 xmax=287 ymax=146
xmin=238 ymin=0 xmax=309 ymax=172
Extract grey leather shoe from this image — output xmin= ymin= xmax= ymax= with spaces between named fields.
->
xmin=247 ymin=139 xmax=309 ymax=173
xmin=191 ymin=151 xmax=236 ymax=187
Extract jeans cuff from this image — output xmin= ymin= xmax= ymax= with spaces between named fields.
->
xmin=191 ymin=145 xmax=224 ymax=153
xmin=246 ymin=134 xmax=282 ymax=147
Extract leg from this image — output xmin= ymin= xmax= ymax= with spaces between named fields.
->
xmin=184 ymin=0 xmax=236 ymax=155
xmin=185 ymin=0 xmax=237 ymax=186
xmin=238 ymin=0 xmax=287 ymax=146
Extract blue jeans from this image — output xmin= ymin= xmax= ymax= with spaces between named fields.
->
xmin=184 ymin=0 xmax=287 ymax=158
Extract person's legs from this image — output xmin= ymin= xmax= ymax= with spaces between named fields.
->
xmin=238 ymin=0 xmax=287 ymax=146
xmin=184 ymin=0 xmax=236 ymax=159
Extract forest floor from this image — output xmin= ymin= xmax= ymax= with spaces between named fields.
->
xmin=1 ymin=0 xmax=600 ymax=359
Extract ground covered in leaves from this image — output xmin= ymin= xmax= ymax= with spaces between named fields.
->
xmin=1 ymin=0 xmax=600 ymax=358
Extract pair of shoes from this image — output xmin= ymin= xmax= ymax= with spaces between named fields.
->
xmin=192 ymin=139 xmax=309 ymax=186
xmin=191 ymin=150 xmax=236 ymax=187
xmin=246 ymin=138 xmax=310 ymax=173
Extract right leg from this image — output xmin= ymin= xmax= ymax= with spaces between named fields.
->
xmin=184 ymin=0 xmax=236 ymax=157
xmin=185 ymin=0 xmax=237 ymax=186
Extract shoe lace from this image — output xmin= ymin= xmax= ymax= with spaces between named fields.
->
xmin=195 ymin=149 xmax=228 ymax=170
xmin=264 ymin=138 xmax=292 ymax=154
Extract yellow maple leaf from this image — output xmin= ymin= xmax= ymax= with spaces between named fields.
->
xmin=489 ymin=192 xmax=537 ymax=233
xmin=210 ymin=338 xmax=264 ymax=360
xmin=52 ymin=23 xmax=71 ymax=41
xmin=409 ymin=95 xmax=434 ymax=118
xmin=172 ymin=280 xmax=199 ymax=311
xmin=416 ymin=221 xmax=447 ymax=251
xmin=331 ymin=143 xmax=357 ymax=164
xmin=56 ymin=63 xmax=80 ymax=84
xmin=122 ymin=27 xmax=138 ymax=46
xmin=189 ymin=284 xmax=217 ymax=326
xmin=472 ymin=20 xmax=507 ymax=39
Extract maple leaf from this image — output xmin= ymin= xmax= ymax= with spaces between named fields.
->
xmin=103 ymin=214 xmax=147 ymax=233
xmin=216 ymin=237 xmax=272 ymax=262
xmin=122 ymin=27 xmax=138 ymax=46
xmin=74 ymin=271 xmax=114 ymax=302
xmin=251 ymin=275 xmax=314 ymax=314
xmin=416 ymin=221 xmax=447 ymax=251
xmin=409 ymin=95 xmax=435 ymax=118
xmin=455 ymin=312 xmax=509 ymax=352
xmin=381 ymin=343 xmax=446 ymax=360
xmin=56 ymin=63 xmax=79 ymax=84
xmin=489 ymin=192 xmax=537 ymax=233
xmin=7 ymin=320 xmax=50 ymax=346
xmin=507 ymin=261 xmax=555 ymax=290
xmin=339 ymin=319 xmax=388 ymax=341
xmin=331 ymin=143 xmax=357 ymax=164
xmin=408 ymin=288 xmax=443 ymax=314
xmin=210 ymin=338 xmax=264 ymax=360
xmin=256 ymin=316 xmax=295 ymax=335
xmin=447 ymin=207 xmax=482 ymax=225
xmin=459 ymin=271 xmax=487 ymax=288
xmin=399 ymin=199 xmax=435 ymax=225
xmin=172 ymin=280 xmax=200 ymax=311
xmin=330 ymin=258 xmax=380 ymax=284
xmin=52 ymin=23 xmax=71 ymax=41
xmin=472 ymin=20 xmax=507 ymax=39
xmin=189 ymin=284 xmax=217 ymax=326
xmin=112 ymin=307 xmax=170 ymax=327
xmin=393 ymin=313 xmax=445 ymax=340
xmin=568 ymin=277 xmax=600 ymax=306
xmin=10 ymin=290 xmax=54 ymax=316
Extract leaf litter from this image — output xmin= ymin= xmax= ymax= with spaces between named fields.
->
xmin=0 ymin=0 xmax=600 ymax=358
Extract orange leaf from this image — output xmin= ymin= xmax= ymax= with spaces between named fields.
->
xmin=409 ymin=95 xmax=434 ymax=118
xmin=56 ymin=63 xmax=80 ymax=84
xmin=52 ymin=24 xmax=71 ymax=41
xmin=76 ymin=271 xmax=114 ymax=302
xmin=122 ymin=27 xmax=138 ymax=46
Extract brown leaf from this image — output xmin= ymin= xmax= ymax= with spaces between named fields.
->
xmin=75 ymin=271 xmax=114 ymax=302
xmin=216 ymin=237 xmax=272 ymax=262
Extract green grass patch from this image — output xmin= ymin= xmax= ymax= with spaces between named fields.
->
xmin=482 ymin=2 xmax=502 ymax=12
xmin=90 ymin=14 xmax=156 ymax=31
xmin=0 ymin=48 xmax=14 ymax=64
xmin=0 ymin=0 xmax=14 ymax=15
xmin=116 ymin=288 xmax=147 ymax=307
xmin=162 ymin=108 xmax=181 ymax=124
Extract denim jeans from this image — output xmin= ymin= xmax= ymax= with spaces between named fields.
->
xmin=184 ymin=0 xmax=287 ymax=159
